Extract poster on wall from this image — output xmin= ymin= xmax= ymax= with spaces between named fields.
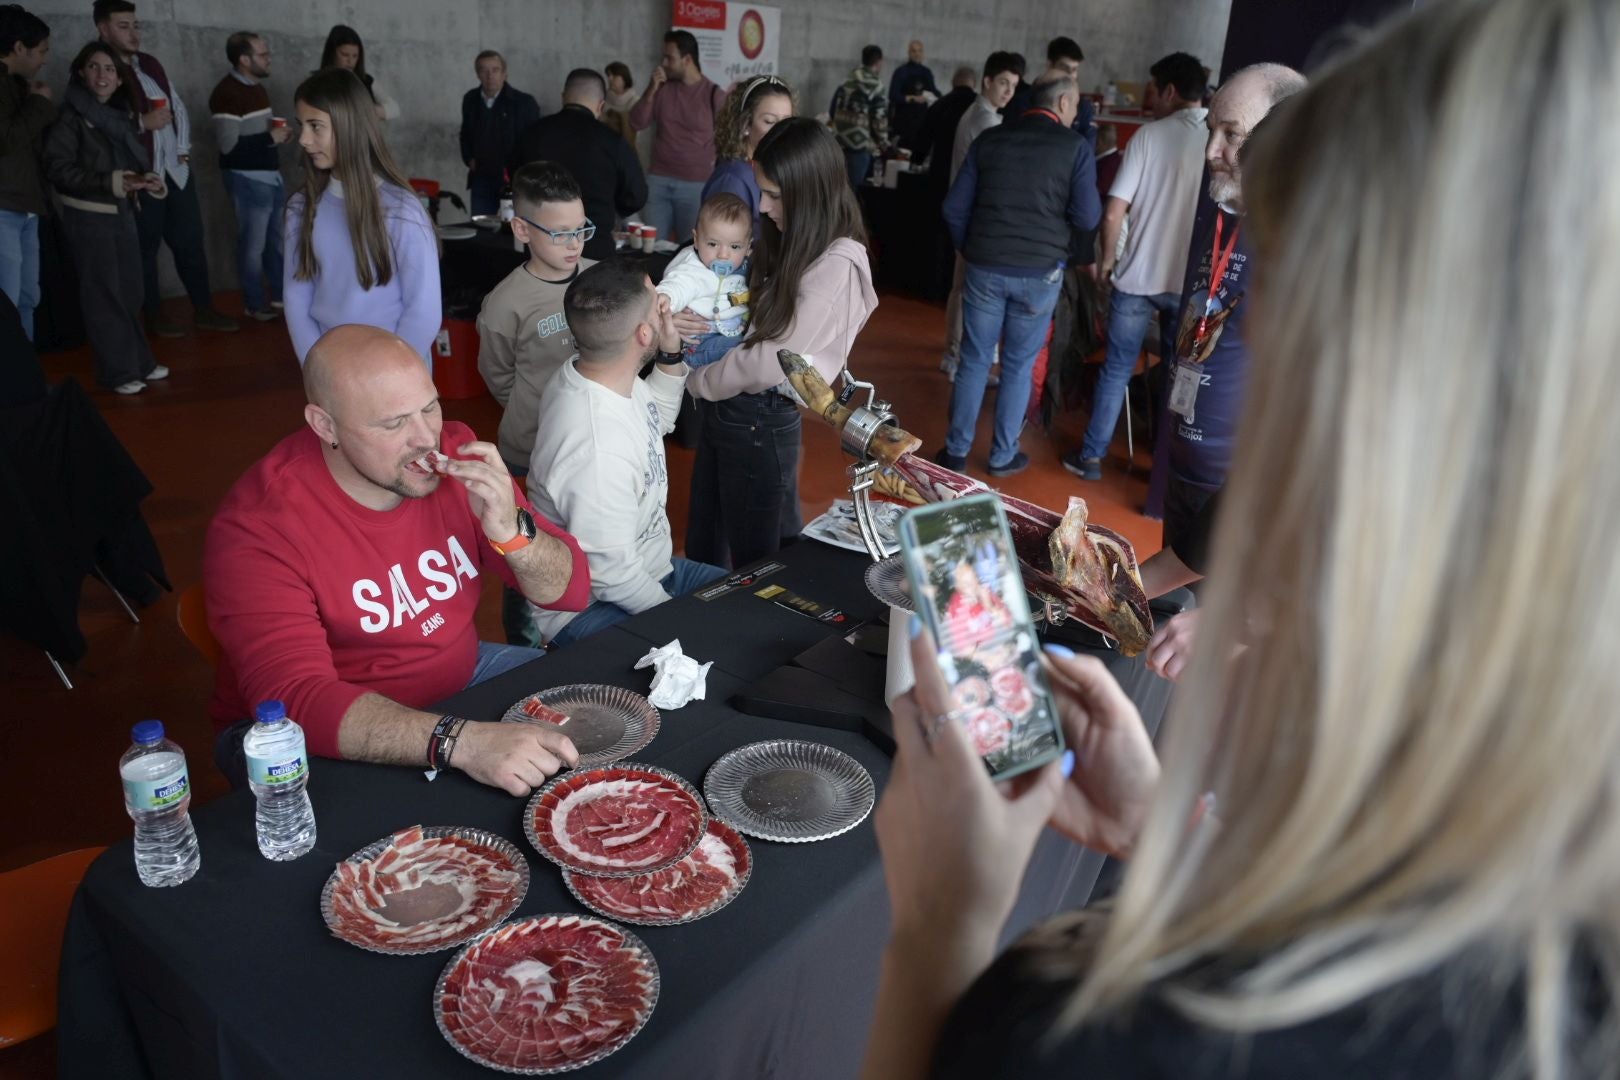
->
xmin=671 ymin=0 xmax=781 ymax=86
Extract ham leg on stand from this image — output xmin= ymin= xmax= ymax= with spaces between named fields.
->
xmin=779 ymin=350 xmax=1154 ymax=655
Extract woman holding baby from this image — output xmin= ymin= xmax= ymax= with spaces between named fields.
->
xmin=678 ymin=113 xmax=878 ymax=569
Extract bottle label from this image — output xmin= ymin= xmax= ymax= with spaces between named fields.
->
xmin=246 ymin=752 xmax=308 ymax=787
xmin=124 ymin=768 xmax=189 ymax=811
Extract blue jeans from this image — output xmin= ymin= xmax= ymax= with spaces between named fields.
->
xmin=947 ymin=264 xmax=1063 ymax=467
xmin=468 ymin=171 xmax=503 ymax=217
xmin=549 ymin=558 xmax=728 ymax=648
xmin=467 ymin=640 xmax=546 ymax=685
xmin=844 ymin=149 xmax=873 ymax=191
xmin=0 ymin=209 xmax=40 ymax=340
xmin=1079 ymin=289 xmax=1181 ymax=461
xmin=684 ymin=330 xmax=740 ymax=368
xmin=643 ymin=174 xmax=704 ymax=242
xmin=222 ymin=172 xmax=285 ymax=313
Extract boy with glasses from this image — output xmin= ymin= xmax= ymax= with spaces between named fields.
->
xmin=477 ymin=161 xmax=596 ymax=477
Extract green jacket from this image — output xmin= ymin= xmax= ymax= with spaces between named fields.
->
xmin=831 ymin=66 xmax=889 ymax=154
xmin=0 ymin=73 xmax=58 ymax=215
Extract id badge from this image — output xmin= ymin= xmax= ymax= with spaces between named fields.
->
xmin=1169 ymin=363 xmax=1200 ymax=421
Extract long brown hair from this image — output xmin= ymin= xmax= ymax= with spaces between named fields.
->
xmin=290 ymin=69 xmax=419 ymax=289
xmin=319 ymin=24 xmax=375 ymax=98
xmin=745 ymin=117 xmax=866 ymax=346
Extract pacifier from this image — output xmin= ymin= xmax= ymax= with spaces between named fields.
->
xmin=710 ymin=259 xmax=736 ymax=278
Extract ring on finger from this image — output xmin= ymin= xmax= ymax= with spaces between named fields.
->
xmin=917 ymin=710 xmax=953 ymax=746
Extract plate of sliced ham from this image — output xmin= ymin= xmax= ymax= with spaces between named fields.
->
xmin=525 ymin=763 xmax=707 ymax=878
xmin=502 ymin=685 xmax=660 ymax=768
xmin=563 ymin=818 xmax=751 ymax=926
xmin=321 ymin=825 xmax=528 ymax=955
xmin=435 ymin=914 xmax=659 ymax=1074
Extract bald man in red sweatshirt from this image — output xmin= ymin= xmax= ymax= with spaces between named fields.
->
xmin=205 ymin=325 xmax=591 ymax=794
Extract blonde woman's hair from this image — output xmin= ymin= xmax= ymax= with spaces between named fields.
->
xmin=714 ymin=75 xmax=797 ymax=161
xmin=1055 ymin=0 xmax=1620 ymax=1073
xmin=290 ymin=68 xmax=420 ymax=289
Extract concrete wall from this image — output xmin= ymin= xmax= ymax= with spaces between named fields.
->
xmin=28 ymin=0 xmax=1229 ymax=303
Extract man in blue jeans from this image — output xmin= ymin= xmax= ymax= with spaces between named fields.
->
xmin=0 ymin=5 xmax=54 ymax=341
xmin=939 ymin=75 xmax=1100 ymax=477
xmin=1065 ymin=52 xmax=1209 ymax=480
xmin=210 ymin=31 xmax=290 ymax=321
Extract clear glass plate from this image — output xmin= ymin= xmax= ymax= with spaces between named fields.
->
xmin=434 ymin=914 xmax=659 ymax=1075
xmin=319 ymin=825 xmax=529 ymax=955
xmin=524 ymin=762 xmax=707 ymax=877
xmin=503 ymin=684 xmax=660 ymax=768
xmin=703 ymin=740 xmax=876 ymax=843
xmin=863 ymin=553 xmax=914 ymax=612
xmin=563 ymin=819 xmax=752 ymax=927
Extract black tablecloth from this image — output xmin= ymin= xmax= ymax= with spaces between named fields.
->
xmin=58 ymin=542 xmax=1170 ymax=1079
xmin=856 ymin=172 xmax=954 ymax=302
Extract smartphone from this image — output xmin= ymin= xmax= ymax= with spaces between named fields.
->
xmin=898 ymin=493 xmax=1066 ymax=781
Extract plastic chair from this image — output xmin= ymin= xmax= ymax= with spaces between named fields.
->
xmin=0 ymin=846 xmax=106 ymax=1048
xmin=176 ymin=583 xmax=220 ymax=667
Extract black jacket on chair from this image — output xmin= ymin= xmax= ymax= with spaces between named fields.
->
xmin=459 ymin=84 xmax=540 ymax=187
xmin=508 ymin=104 xmax=648 ymax=261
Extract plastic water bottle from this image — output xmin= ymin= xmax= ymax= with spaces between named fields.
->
xmin=120 ymin=720 xmax=201 ymax=887
xmin=242 ymin=700 xmax=317 ymax=861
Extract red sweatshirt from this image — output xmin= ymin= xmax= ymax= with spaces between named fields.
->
xmin=204 ymin=422 xmax=590 ymax=758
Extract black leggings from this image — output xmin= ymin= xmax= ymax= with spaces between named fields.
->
xmin=684 ymin=393 xmax=803 ymax=569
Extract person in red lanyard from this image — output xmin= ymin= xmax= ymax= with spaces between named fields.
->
xmin=1159 ymin=64 xmax=1305 ymax=562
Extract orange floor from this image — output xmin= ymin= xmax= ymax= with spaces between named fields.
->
xmin=0 ymin=288 xmax=1160 ymax=1075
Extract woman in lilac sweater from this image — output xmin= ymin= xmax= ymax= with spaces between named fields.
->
xmin=283 ymin=69 xmax=439 ymax=366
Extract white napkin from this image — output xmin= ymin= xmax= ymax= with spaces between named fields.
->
xmin=634 ymin=639 xmax=713 ymax=710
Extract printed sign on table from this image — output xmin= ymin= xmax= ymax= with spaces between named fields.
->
xmin=671 ymin=0 xmax=781 ymax=85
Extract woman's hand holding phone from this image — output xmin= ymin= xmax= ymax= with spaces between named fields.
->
xmin=876 ymin=622 xmax=1064 ymax=950
xmin=1039 ymin=645 xmax=1161 ymax=858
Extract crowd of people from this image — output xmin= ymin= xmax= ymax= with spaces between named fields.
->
xmin=8 ymin=0 xmax=1617 ymax=1072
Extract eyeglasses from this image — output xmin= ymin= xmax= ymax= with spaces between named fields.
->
xmin=518 ymin=215 xmax=596 ymax=246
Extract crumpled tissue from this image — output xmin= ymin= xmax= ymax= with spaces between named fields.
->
xmin=634 ymin=638 xmax=713 ymax=710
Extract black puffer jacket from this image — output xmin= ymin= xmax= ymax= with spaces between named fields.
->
xmin=42 ymin=84 xmax=152 ymax=212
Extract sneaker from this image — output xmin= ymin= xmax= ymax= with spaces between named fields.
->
xmin=145 ymin=365 xmax=170 ymax=381
xmin=245 ymin=307 xmax=280 ymax=322
xmin=1061 ymin=452 xmax=1102 ymax=481
xmin=987 ymin=451 xmax=1029 ymax=478
xmin=933 ymin=447 xmax=967 ymax=472
xmin=112 ymin=380 xmax=146 ymax=395
xmin=269 ymin=299 xmax=284 ymax=311
xmin=196 ymin=307 xmax=240 ymax=332
xmin=939 ymin=353 xmax=958 ymax=382
xmin=147 ymin=313 xmax=185 ymax=338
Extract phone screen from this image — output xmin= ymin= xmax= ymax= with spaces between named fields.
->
xmin=899 ymin=494 xmax=1065 ymax=780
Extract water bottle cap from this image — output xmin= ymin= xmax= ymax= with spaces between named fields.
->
xmin=131 ymin=719 xmax=165 ymax=744
xmin=254 ymin=700 xmax=287 ymax=723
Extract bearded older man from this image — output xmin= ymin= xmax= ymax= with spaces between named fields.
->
xmin=204 ymin=324 xmax=591 ymax=794
xmin=1159 ymin=63 xmax=1304 ymax=558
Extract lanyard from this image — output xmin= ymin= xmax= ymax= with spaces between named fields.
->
xmin=1193 ymin=214 xmax=1240 ymax=352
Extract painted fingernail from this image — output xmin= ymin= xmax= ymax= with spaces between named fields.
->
xmin=1043 ymin=643 xmax=1076 ymax=660
xmin=908 ymin=613 xmax=922 ymax=639
xmin=1060 ymin=750 xmax=1075 ymax=778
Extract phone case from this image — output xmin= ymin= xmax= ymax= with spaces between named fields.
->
xmin=898 ymin=493 xmax=1065 ymax=781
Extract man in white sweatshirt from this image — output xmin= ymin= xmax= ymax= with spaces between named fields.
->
xmin=524 ymin=260 xmax=728 ymax=647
